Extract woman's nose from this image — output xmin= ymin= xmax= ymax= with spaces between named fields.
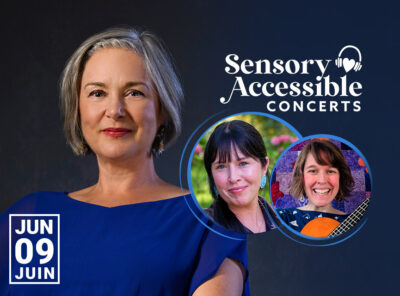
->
xmin=106 ymin=95 xmax=125 ymax=119
xmin=316 ymin=172 xmax=327 ymax=183
xmin=228 ymin=166 xmax=240 ymax=183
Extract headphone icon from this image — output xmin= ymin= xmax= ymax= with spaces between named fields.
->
xmin=335 ymin=45 xmax=362 ymax=72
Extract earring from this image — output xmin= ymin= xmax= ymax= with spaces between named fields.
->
xmin=152 ymin=125 xmax=165 ymax=158
xmin=300 ymin=195 xmax=306 ymax=203
xmin=213 ymin=186 xmax=219 ymax=196
xmin=260 ymin=175 xmax=267 ymax=189
xmin=157 ymin=127 xmax=165 ymax=155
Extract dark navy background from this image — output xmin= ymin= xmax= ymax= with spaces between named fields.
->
xmin=0 ymin=0 xmax=398 ymax=295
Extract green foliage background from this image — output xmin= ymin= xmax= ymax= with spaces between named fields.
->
xmin=190 ymin=114 xmax=298 ymax=208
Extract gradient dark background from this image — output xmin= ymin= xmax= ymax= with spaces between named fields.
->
xmin=0 ymin=0 xmax=398 ymax=295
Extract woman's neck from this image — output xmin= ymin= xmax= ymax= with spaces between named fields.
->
xmin=69 ymin=154 xmax=176 ymax=207
xmin=229 ymin=198 xmax=266 ymax=234
xmin=97 ymin=153 xmax=159 ymax=188
xmin=298 ymin=203 xmax=344 ymax=214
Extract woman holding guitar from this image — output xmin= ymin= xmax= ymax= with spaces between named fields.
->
xmin=277 ymin=139 xmax=355 ymax=237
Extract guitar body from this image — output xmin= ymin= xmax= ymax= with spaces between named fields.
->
xmin=298 ymin=198 xmax=369 ymax=238
xmin=300 ymin=217 xmax=340 ymax=237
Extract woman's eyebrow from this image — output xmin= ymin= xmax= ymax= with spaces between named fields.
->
xmin=124 ymin=81 xmax=150 ymax=90
xmin=83 ymin=81 xmax=150 ymax=90
xmin=239 ymin=156 xmax=249 ymax=160
xmin=234 ymin=156 xmax=251 ymax=161
xmin=304 ymin=164 xmax=317 ymax=169
xmin=84 ymin=82 xmax=106 ymax=89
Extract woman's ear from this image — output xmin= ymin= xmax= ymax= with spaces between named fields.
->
xmin=262 ymin=157 xmax=269 ymax=175
xmin=157 ymin=110 xmax=166 ymax=129
xmin=156 ymin=95 xmax=166 ymax=128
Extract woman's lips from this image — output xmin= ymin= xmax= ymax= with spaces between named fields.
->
xmin=228 ymin=186 xmax=247 ymax=193
xmin=312 ymin=188 xmax=332 ymax=199
xmin=313 ymin=188 xmax=331 ymax=194
xmin=103 ymin=128 xmax=132 ymax=138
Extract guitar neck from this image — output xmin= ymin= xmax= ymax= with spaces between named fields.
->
xmin=329 ymin=198 xmax=370 ymax=237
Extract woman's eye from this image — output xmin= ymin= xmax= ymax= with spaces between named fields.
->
xmin=128 ymin=90 xmax=144 ymax=97
xmin=89 ymin=90 xmax=105 ymax=97
xmin=239 ymin=161 xmax=248 ymax=166
xmin=307 ymin=169 xmax=317 ymax=174
xmin=328 ymin=169 xmax=338 ymax=174
xmin=215 ymin=164 xmax=226 ymax=170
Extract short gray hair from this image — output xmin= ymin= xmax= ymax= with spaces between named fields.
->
xmin=60 ymin=27 xmax=183 ymax=156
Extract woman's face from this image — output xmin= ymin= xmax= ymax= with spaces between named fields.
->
xmin=211 ymin=145 xmax=268 ymax=210
xmin=303 ymin=152 xmax=340 ymax=209
xmin=79 ymin=48 xmax=161 ymax=161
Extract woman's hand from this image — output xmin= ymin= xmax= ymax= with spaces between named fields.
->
xmin=193 ymin=258 xmax=245 ymax=296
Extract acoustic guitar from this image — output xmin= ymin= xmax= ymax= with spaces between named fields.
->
xmin=300 ymin=198 xmax=370 ymax=238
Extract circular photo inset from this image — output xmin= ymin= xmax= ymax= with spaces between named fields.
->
xmin=190 ymin=113 xmax=300 ymax=234
xmin=271 ymin=136 xmax=371 ymax=240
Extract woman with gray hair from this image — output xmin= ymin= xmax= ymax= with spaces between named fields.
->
xmin=0 ymin=27 xmax=249 ymax=295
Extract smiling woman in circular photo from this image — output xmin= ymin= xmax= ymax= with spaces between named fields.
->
xmin=271 ymin=136 xmax=371 ymax=238
xmin=190 ymin=113 xmax=300 ymax=234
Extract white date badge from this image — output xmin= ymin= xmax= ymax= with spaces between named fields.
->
xmin=9 ymin=214 xmax=60 ymax=284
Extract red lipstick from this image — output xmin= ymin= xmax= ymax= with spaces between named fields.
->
xmin=103 ymin=128 xmax=132 ymax=138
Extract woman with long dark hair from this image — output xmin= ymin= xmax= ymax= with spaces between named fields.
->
xmin=204 ymin=120 xmax=277 ymax=234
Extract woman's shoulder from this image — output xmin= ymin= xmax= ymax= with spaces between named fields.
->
xmin=275 ymin=207 xmax=300 ymax=222
xmin=2 ymin=191 xmax=64 ymax=215
xmin=155 ymin=184 xmax=190 ymax=200
xmin=276 ymin=207 xmax=299 ymax=215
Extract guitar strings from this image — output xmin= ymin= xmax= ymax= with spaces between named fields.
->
xmin=329 ymin=199 xmax=370 ymax=237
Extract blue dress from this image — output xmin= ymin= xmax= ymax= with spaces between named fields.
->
xmin=0 ymin=192 xmax=249 ymax=295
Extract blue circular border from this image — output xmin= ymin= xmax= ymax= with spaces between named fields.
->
xmin=180 ymin=111 xmax=302 ymax=239
xmin=269 ymin=134 xmax=372 ymax=246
